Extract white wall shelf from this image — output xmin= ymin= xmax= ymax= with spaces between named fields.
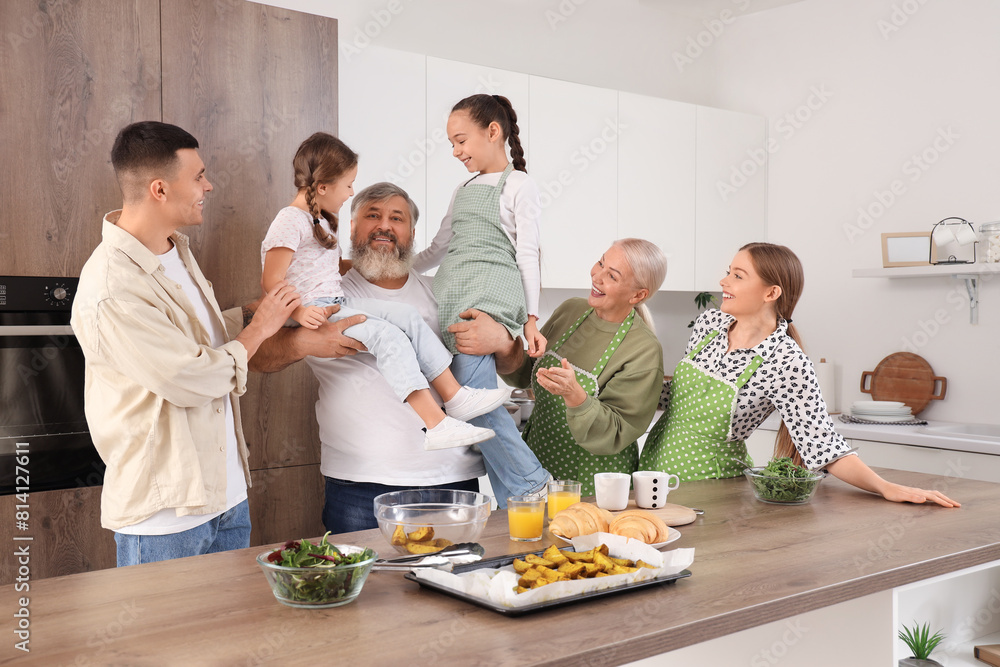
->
xmin=852 ymin=264 xmax=998 ymax=324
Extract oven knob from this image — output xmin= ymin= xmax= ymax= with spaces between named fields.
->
xmin=51 ymin=286 xmax=68 ymax=302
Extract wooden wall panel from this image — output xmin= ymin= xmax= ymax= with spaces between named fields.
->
xmin=248 ymin=464 xmax=326 ymax=547
xmin=0 ymin=0 xmax=161 ymax=277
xmin=160 ymin=2 xmax=337 ymax=532
xmin=0 ymin=486 xmax=115 ymax=585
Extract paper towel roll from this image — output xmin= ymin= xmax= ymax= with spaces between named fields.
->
xmin=814 ymin=358 xmax=838 ymax=414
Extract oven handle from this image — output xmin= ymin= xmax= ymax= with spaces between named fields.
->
xmin=0 ymin=325 xmax=76 ymax=336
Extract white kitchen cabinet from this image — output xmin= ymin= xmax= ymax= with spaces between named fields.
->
xmin=338 ymin=47 xmax=427 ymax=254
xmin=850 ymin=438 xmax=1000 ymax=484
xmin=694 ymin=106 xmax=768 ymax=291
xmin=529 ymin=75 xmax=619 ymax=289
xmin=744 ymin=426 xmax=777 ymax=465
xmin=617 ymin=92 xmax=697 ymax=291
xmin=423 ymin=58 xmax=531 ymax=264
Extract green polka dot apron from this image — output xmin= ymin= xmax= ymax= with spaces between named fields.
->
xmin=522 ymin=308 xmax=636 ymax=497
xmin=433 ymin=163 xmax=528 ymax=354
xmin=638 ymin=331 xmax=764 ymax=481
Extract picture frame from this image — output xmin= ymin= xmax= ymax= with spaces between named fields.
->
xmin=881 ymin=232 xmax=933 ymax=268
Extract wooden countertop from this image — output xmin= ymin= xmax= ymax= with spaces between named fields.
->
xmin=4 ymin=468 xmax=1000 ymax=666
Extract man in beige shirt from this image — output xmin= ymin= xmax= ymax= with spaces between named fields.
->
xmin=71 ymin=121 xmax=358 ymax=565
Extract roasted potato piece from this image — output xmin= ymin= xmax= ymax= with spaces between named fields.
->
xmin=543 ymin=545 xmax=569 ymax=566
xmin=431 ymin=538 xmax=453 ymax=548
xmin=608 ymin=555 xmax=631 ymax=566
xmin=524 ymin=554 xmax=556 ymax=568
xmin=609 ymin=564 xmax=638 ymax=575
xmin=404 ymin=541 xmax=442 ymax=555
xmin=518 ymin=568 xmax=543 ymax=587
xmin=593 ymin=551 xmax=617 ymax=572
xmin=530 ymin=577 xmax=551 ymax=589
xmin=582 ymin=562 xmax=602 ymax=577
xmin=515 ymin=586 xmax=530 ymax=594
xmin=512 ymin=558 xmax=532 ymax=574
xmin=594 ymin=571 xmax=611 ymax=577
xmin=635 ymin=560 xmax=656 ymax=570
xmin=407 ymin=526 xmax=435 ymax=542
xmin=557 ymin=562 xmax=586 ymax=577
xmin=563 ymin=547 xmax=596 ymax=562
xmin=390 ymin=525 xmax=407 ymax=546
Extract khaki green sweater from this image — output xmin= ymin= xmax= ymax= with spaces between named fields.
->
xmin=502 ymin=298 xmax=664 ymax=455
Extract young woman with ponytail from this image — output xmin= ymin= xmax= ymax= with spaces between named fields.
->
xmin=261 ymin=132 xmax=510 ymax=451
xmin=639 ymin=242 xmax=958 ymax=507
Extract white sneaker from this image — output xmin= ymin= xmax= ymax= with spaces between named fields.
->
xmin=424 ymin=416 xmax=496 ymax=451
xmin=444 ymin=386 xmax=510 ymax=422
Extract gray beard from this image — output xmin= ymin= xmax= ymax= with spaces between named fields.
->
xmin=350 ymin=236 xmax=414 ymax=283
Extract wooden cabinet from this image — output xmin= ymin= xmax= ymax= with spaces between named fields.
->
xmin=617 ymin=92 xmax=698 ymax=291
xmin=529 ymin=76 xmax=620 ymax=289
xmin=0 ymin=0 xmax=337 ymax=583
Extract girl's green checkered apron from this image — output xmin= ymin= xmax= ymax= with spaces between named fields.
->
xmin=433 ymin=163 xmax=527 ymax=354
xmin=639 ymin=330 xmax=764 ymax=480
xmin=522 ymin=308 xmax=637 ymax=497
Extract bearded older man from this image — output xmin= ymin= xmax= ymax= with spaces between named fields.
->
xmin=252 ymin=182 xmax=548 ymax=533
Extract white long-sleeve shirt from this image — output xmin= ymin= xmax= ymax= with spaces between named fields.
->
xmin=413 ymin=169 xmax=542 ymax=317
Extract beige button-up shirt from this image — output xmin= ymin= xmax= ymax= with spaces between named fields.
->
xmin=71 ymin=212 xmax=250 ymax=530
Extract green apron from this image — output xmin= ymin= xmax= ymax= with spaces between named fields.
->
xmin=522 ymin=307 xmax=637 ymax=497
xmin=638 ymin=331 xmax=764 ymax=480
xmin=433 ymin=163 xmax=528 ymax=354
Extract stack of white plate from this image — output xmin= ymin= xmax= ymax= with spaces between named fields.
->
xmin=850 ymin=401 xmax=913 ymax=422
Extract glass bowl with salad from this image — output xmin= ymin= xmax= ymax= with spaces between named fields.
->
xmin=744 ymin=457 xmax=825 ymax=505
xmin=257 ymin=533 xmax=378 ymax=608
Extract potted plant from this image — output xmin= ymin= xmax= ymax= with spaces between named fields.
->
xmin=898 ymin=622 xmax=945 ymax=666
xmin=688 ymin=291 xmax=719 ymax=328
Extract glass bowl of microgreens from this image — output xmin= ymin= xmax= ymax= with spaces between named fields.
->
xmin=257 ymin=533 xmax=378 ymax=609
xmin=743 ymin=457 xmax=825 ymax=505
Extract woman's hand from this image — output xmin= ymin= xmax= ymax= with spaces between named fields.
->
xmin=524 ymin=316 xmax=547 ymax=358
xmin=535 ymin=358 xmax=587 ymax=408
xmin=879 ymin=482 xmax=960 ymax=508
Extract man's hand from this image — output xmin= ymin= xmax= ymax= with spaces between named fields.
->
xmin=449 ymin=308 xmax=515 ymax=356
xmin=303 ymin=316 xmax=368 ymax=359
xmin=236 ymin=281 xmax=300 ymax=358
xmin=245 ymin=298 xmax=367 ymax=372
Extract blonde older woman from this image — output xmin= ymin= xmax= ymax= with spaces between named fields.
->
xmin=497 ymin=238 xmax=667 ymax=497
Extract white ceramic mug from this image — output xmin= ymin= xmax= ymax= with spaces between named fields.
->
xmin=631 ymin=470 xmax=680 ymax=509
xmin=594 ymin=472 xmax=631 ymax=511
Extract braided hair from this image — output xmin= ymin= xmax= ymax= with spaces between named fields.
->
xmin=451 ymin=94 xmax=526 ymax=173
xmin=292 ymin=132 xmax=358 ymax=250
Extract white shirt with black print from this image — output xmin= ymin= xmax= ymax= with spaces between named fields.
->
xmin=681 ymin=309 xmax=856 ymax=471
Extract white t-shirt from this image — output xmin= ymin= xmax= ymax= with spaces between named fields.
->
xmin=412 ymin=168 xmax=542 ymax=317
xmin=117 ymin=243 xmax=247 ymax=535
xmin=306 ymin=269 xmax=486 ymax=485
xmin=261 ymin=206 xmax=342 ymax=304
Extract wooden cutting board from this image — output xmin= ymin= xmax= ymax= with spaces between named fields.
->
xmin=860 ymin=352 xmax=947 ymax=415
xmin=616 ymin=501 xmax=697 ymax=527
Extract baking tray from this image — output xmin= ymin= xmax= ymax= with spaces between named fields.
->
xmin=403 ymin=550 xmax=692 ymax=616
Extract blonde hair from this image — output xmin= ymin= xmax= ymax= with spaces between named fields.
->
xmin=292 ymin=132 xmax=358 ymax=250
xmin=613 ymin=238 xmax=667 ymax=333
xmin=738 ymin=242 xmax=807 ymax=467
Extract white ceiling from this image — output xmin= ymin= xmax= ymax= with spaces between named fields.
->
xmin=644 ymin=0 xmax=806 ymax=19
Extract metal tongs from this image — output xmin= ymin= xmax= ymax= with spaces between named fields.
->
xmin=371 ymin=542 xmax=485 ymax=572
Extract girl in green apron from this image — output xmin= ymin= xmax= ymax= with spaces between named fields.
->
xmin=412 ymin=94 xmax=549 ymax=505
xmin=501 ymin=239 xmax=667 ymax=498
xmin=639 ymin=243 xmax=959 ymax=508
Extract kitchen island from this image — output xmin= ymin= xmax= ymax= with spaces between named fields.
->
xmin=3 ymin=468 xmax=999 ymax=666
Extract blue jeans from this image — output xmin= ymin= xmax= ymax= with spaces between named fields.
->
xmin=323 ymin=477 xmax=480 ymax=534
xmin=450 ymin=353 xmax=549 ymax=508
xmin=114 ymin=500 xmax=251 ymax=567
xmin=311 ymin=296 xmax=453 ymax=402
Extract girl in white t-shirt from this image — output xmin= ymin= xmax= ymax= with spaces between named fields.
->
xmin=261 ymin=132 xmax=507 ymax=450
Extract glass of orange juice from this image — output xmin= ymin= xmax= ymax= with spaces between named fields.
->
xmin=507 ymin=495 xmax=545 ymax=542
xmin=547 ymin=480 xmax=582 ymax=519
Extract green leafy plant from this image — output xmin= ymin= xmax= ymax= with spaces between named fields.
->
xmin=898 ymin=622 xmax=945 ymax=659
xmin=688 ymin=291 xmax=719 ymax=328
xmin=745 ymin=457 xmax=823 ymax=503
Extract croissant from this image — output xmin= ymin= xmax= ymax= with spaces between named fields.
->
xmin=609 ymin=510 xmax=670 ymax=544
xmin=549 ymin=502 xmax=614 ymax=538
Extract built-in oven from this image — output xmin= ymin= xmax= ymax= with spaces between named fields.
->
xmin=0 ymin=276 xmax=104 ymax=495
